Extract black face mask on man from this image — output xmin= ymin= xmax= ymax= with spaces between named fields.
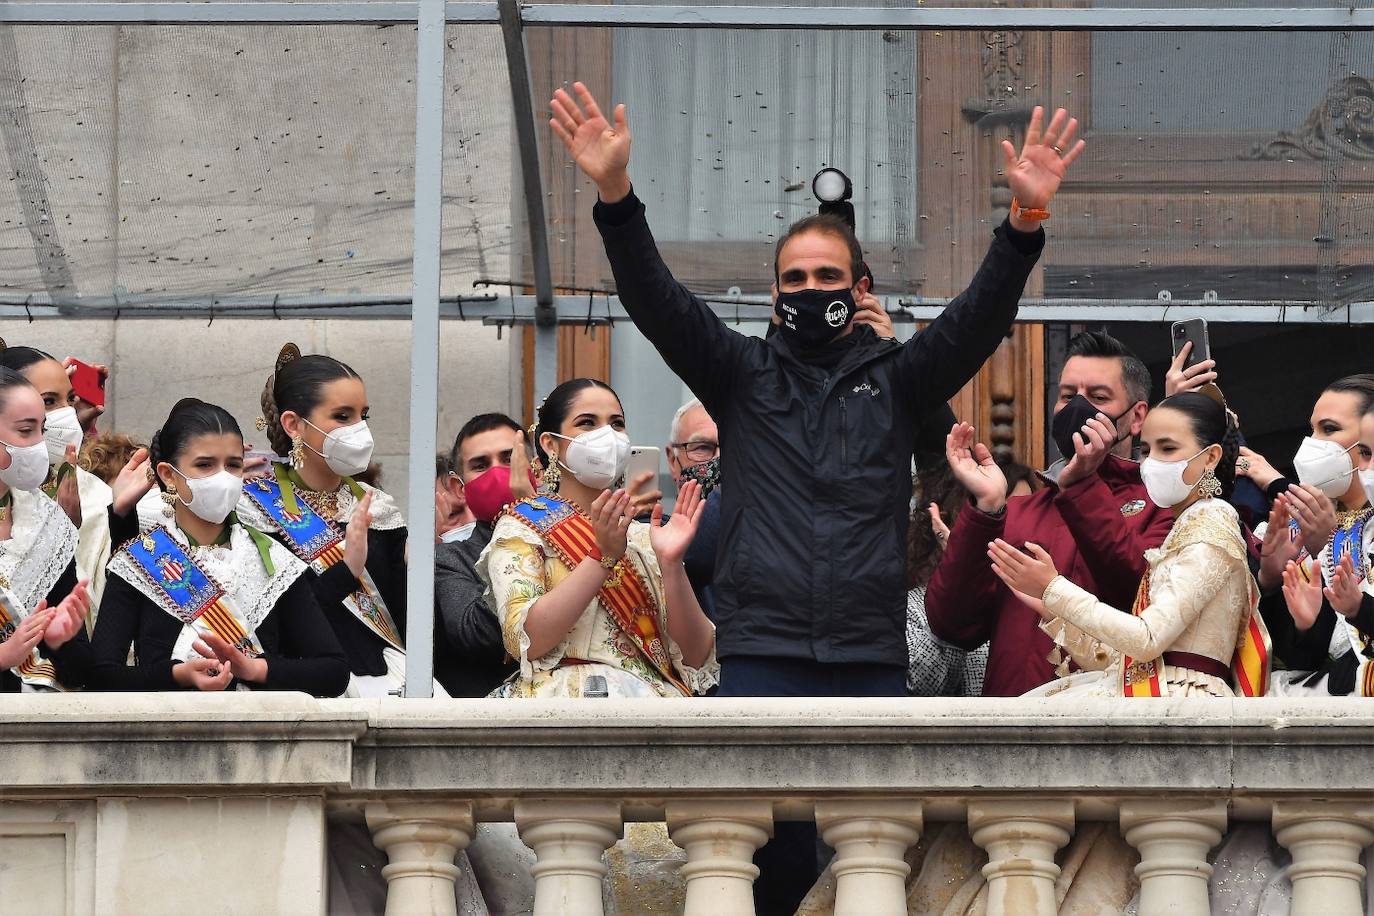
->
xmin=1051 ymin=394 xmax=1134 ymax=462
xmin=774 ymin=288 xmax=856 ymax=349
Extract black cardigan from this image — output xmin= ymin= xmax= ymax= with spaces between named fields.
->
xmin=298 ymin=525 xmax=409 ymax=678
xmin=89 ymin=566 xmax=350 ymax=697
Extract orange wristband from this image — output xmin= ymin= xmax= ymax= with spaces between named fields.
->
xmin=1010 ymin=197 xmax=1050 ymax=222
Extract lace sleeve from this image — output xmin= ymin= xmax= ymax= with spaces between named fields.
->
xmin=1042 ymin=542 xmax=1234 ymax=660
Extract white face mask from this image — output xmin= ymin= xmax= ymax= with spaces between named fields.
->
xmin=1140 ymin=449 xmax=1208 ymax=509
xmin=43 ymin=406 xmax=85 ymax=465
xmin=0 ymin=439 xmax=51 ymax=492
xmin=439 ymin=521 xmax=477 ymax=544
xmin=1359 ymin=467 xmax=1374 ymax=508
xmin=172 ymin=467 xmax=244 ymax=524
xmin=551 ymin=426 xmax=630 ymax=491
xmin=1292 ymin=436 xmax=1356 ymax=499
xmin=305 ymin=419 xmax=374 ymax=477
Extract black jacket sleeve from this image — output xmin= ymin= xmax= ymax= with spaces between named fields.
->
xmin=1351 ymin=594 xmax=1374 ymax=642
xmin=891 ymin=220 xmax=1043 ymax=404
xmin=258 ymin=574 xmax=351 ymax=697
xmin=594 ymin=190 xmax=756 ymax=415
xmin=89 ymin=574 xmax=182 ymax=691
xmin=1259 ymin=588 xmax=1339 ymax=672
xmin=107 ymin=503 xmax=140 ymax=550
xmin=315 ymin=561 xmax=362 ymax=608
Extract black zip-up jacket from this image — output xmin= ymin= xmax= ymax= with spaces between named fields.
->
xmin=595 ymin=191 xmax=1043 ymax=667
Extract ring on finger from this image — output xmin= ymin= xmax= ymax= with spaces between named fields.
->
xmin=1052 ymin=145 xmax=1064 ymax=155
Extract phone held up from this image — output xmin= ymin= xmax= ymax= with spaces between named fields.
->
xmin=1170 ymin=318 xmax=1210 ymax=371
xmin=68 ymin=359 xmax=105 ymax=408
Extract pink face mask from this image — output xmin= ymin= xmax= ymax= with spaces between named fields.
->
xmin=462 ymin=465 xmax=536 ymax=523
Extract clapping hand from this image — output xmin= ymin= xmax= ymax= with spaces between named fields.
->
xmin=110 ymin=447 xmax=154 ymax=516
xmin=590 ymin=488 xmax=631 ymax=565
xmin=343 ymin=490 xmax=374 ymax=579
xmin=649 ymin=480 xmax=704 ymax=567
xmin=42 ymin=579 xmax=91 ymax=651
xmin=1279 ymin=484 xmax=1337 ymax=558
xmin=1282 ymin=559 xmax=1324 ymax=632
xmin=1258 ymin=502 xmax=1300 ymax=592
xmin=945 ymin=423 xmax=1008 ymax=514
xmin=0 ymin=607 xmax=56 ymax=669
xmin=1326 ymin=554 xmax=1365 ymax=619
xmin=988 ymin=539 xmax=1059 ymax=620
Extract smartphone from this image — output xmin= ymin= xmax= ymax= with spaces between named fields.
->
xmin=625 ymin=446 xmax=661 ymax=487
xmin=69 ymin=359 xmax=105 ymax=408
xmin=1170 ymin=318 xmax=1210 ymax=370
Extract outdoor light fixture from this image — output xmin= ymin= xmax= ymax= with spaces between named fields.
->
xmin=813 ymin=167 xmax=856 ymax=231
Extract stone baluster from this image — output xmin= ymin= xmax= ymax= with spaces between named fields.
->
xmin=1120 ymin=799 xmax=1227 ymax=915
xmin=1273 ymin=801 xmax=1374 ymax=916
xmin=968 ymin=800 xmax=1074 ymax=916
xmin=666 ymin=800 xmax=773 ymax=916
xmin=815 ymin=800 xmax=924 ymax=916
xmin=515 ymin=799 xmax=623 ymax=916
xmin=365 ymin=801 xmax=474 ymax=916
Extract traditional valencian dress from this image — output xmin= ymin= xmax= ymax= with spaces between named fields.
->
xmin=233 ymin=463 xmax=445 ymax=698
xmin=90 ymin=519 xmax=349 ymax=696
xmin=0 ymin=486 xmax=90 ymax=691
xmin=1265 ymin=503 xmax=1374 ymax=697
xmin=1026 ymin=497 xmax=1270 ymax=698
xmin=479 ymin=494 xmax=718 ymax=698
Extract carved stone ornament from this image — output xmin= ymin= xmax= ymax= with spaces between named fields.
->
xmin=1245 ymin=76 xmax=1374 ymax=161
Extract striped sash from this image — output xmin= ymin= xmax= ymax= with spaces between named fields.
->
xmin=241 ymin=470 xmax=402 ymax=651
xmin=505 ymin=496 xmax=690 ymax=695
xmin=118 ymin=526 xmax=263 ymax=657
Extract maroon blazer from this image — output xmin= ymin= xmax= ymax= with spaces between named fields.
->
xmin=925 ymin=454 xmax=1175 ymax=696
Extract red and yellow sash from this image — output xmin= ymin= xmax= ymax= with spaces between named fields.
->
xmin=506 ymin=496 xmax=690 ymax=695
xmin=1121 ymin=573 xmax=1270 ymax=697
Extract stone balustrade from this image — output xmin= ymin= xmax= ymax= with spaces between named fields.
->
xmin=0 ymin=694 xmax=1371 ymax=915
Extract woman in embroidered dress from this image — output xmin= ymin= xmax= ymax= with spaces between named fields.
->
xmin=236 ymin=343 xmax=435 ymax=699
xmin=989 ymin=389 xmax=1267 ymax=698
xmin=479 ymin=378 xmax=717 ymax=698
xmin=89 ymin=398 xmax=348 ymax=696
xmin=0 ymin=367 xmax=94 ymax=692
xmin=1247 ymin=374 xmax=1374 ymax=696
xmin=0 ymin=344 xmax=153 ymax=615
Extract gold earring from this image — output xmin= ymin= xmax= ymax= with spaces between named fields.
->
xmin=290 ymin=436 xmax=306 ymax=468
xmin=160 ymin=486 xmax=178 ymax=518
xmin=541 ymin=457 xmax=561 ymax=493
xmin=1197 ymin=468 xmax=1223 ymax=499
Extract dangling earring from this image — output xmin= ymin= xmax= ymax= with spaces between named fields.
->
xmin=1197 ymin=467 xmax=1223 ymax=499
xmin=290 ymin=435 xmax=306 ymax=469
xmin=541 ymin=454 xmax=561 ymax=493
xmin=160 ymin=485 xmax=178 ymax=518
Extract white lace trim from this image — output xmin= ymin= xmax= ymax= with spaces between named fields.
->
xmin=108 ymin=523 xmax=306 ymax=645
xmin=0 ymin=488 xmax=78 ymax=611
xmin=340 ymin=482 xmax=405 ymax=531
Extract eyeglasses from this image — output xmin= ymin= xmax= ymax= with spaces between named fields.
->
xmin=672 ymin=441 xmax=719 ymax=462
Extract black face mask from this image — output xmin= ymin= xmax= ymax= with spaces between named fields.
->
xmin=1051 ymin=394 xmax=1133 ymax=461
xmin=774 ymin=288 xmax=856 ymax=349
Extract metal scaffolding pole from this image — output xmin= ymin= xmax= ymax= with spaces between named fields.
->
xmin=402 ymin=0 xmax=446 ymax=698
xmin=498 ymin=0 xmax=559 ymax=406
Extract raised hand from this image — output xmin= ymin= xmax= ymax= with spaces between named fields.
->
xmin=62 ymin=357 xmax=107 ymax=434
xmin=343 ymin=489 xmax=374 ymax=579
xmin=945 ymin=423 xmax=1008 ymax=514
xmin=1258 ymin=501 xmax=1300 ymax=591
xmin=172 ymin=656 xmax=234 ymax=691
xmin=927 ymin=503 xmax=951 ymax=548
xmin=42 ymin=579 xmax=91 ymax=651
xmin=988 ymin=539 xmax=1060 ymax=619
xmin=1282 ymin=559 xmax=1324 ymax=632
xmin=510 ymin=431 xmax=535 ymax=501
xmin=56 ymin=444 xmax=82 ymax=526
xmin=550 ymin=82 xmax=632 ymax=203
xmin=111 ymin=447 xmax=153 ymax=516
xmin=1325 ymin=554 xmax=1365 ymax=619
xmin=650 ymin=480 xmax=704 ymax=567
xmin=0 ymin=606 xmax=56 ymax=669
xmin=1057 ymin=415 xmax=1117 ymax=489
xmin=1002 ymin=105 xmax=1085 ymax=226
xmin=1164 ymin=341 xmax=1218 ymax=398
xmin=590 ymin=488 xmax=631 ymax=565
xmin=194 ymin=632 xmax=268 ymax=684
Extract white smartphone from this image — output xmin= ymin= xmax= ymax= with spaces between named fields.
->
xmin=625 ymin=446 xmax=661 ymax=486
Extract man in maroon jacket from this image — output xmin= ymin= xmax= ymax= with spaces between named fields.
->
xmin=926 ymin=330 xmax=1175 ymax=696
